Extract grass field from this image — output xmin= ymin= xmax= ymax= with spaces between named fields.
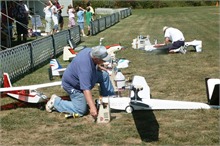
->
xmin=1 ymin=6 xmax=219 ymax=145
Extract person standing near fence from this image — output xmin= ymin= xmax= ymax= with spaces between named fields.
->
xmin=76 ymin=6 xmax=87 ymax=37
xmin=13 ymin=0 xmax=29 ymax=42
xmin=87 ymin=1 xmax=95 ymax=21
xmin=43 ymin=0 xmax=53 ymax=35
xmin=67 ymin=4 xmax=75 ymax=28
xmin=54 ymin=0 xmax=64 ymax=31
xmin=51 ymin=1 xmax=59 ymax=33
xmin=86 ymin=6 xmax=92 ymax=36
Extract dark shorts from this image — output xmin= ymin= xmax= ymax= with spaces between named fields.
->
xmin=16 ymin=18 xmax=28 ymax=35
xmin=58 ymin=14 xmax=63 ymax=24
xmin=169 ymin=41 xmax=185 ymax=50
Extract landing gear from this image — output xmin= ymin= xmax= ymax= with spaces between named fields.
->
xmin=125 ymin=106 xmax=133 ymax=113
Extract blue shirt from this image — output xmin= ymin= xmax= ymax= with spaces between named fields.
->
xmin=77 ymin=10 xmax=85 ymax=23
xmin=62 ymin=48 xmax=98 ymax=94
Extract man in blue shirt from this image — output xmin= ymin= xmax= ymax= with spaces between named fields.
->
xmin=46 ymin=46 xmax=115 ymax=119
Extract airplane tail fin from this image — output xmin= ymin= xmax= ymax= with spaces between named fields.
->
xmin=63 ymin=46 xmax=77 ymax=61
xmin=49 ymin=59 xmax=65 ymax=80
xmin=50 ymin=59 xmax=63 ymax=71
xmin=205 ymin=78 xmax=220 ymax=106
xmin=3 ymin=73 xmax=12 ymax=88
xmin=68 ymin=48 xmax=77 ymax=55
xmin=130 ymin=76 xmax=151 ymax=99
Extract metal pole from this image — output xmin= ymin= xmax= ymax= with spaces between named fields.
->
xmin=5 ymin=1 xmax=11 ymax=47
xmin=34 ymin=1 xmax=38 ymax=39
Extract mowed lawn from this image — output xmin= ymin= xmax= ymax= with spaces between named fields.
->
xmin=1 ymin=6 xmax=219 ymax=145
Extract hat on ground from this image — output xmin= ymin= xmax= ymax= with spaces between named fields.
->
xmin=91 ymin=46 xmax=111 ymax=62
xmin=163 ymin=26 xmax=168 ymax=32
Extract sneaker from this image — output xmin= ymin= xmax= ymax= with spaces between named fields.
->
xmin=179 ymin=46 xmax=186 ymax=54
xmin=169 ymin=48 xmax=180 ymax=53
xmin=82 ymin=35 xmax=88 ymax=37
xmin=45 ymin=94 xmax=57 ymax=112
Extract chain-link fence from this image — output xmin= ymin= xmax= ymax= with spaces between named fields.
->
xmin=0 ymin=8 xmax=132 ymax=84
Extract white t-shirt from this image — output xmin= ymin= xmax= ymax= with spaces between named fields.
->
xmin=51 ymin=5 xmax=58 ymax=17
xmin=44 ymin=6 xmax=52 ymax=18
xmin=51 ymin=5 xmax=58 ymax=25
xmin=164 ymin=27 xmax=185 ymax=43
xmin=89 ymin=6 xmax=94 ymax=15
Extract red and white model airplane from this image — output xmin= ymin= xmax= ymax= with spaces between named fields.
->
xmin=0 ymin=73 xmax=61 ymax=103
xmin=106 ymin=44 xmax=125 ymax=57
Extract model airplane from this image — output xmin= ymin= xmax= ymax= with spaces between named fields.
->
xmin=63 ymin=46 xmax=77 ymax=61
xmin=101 ymin=75 xmax=220 ymax=113
xmin=106 ymin=44 xmax=125 ymax=57
xmin=48 ymin=59 xmax=66 ymax=80
xmin=98 ymin=37 xmax=125 ymax=57
xmin=0 ymin=73 xmax=62 ymax=103
xmin=132 ymin=35 xmax=202 ymax=53
xmin=63 ymin=39 xmax=88 ymax=61
xmin=184 ymin=40 xmax=202 ymax=52
xmin=116 ymin=58 xmax=130 ymax=69
xmin=49 ymin=57 xmax=129 ymax=81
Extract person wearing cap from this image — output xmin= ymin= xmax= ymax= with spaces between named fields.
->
xmin=163 ymin=26 xmax=186 ymax=54
xmin=45 ymin=46 xmax=115 ymax=119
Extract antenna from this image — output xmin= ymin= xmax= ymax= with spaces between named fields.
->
xmin=99 ymin=38 xmax=104 ymax=45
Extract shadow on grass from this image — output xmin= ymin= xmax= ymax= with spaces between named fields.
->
xmin=1 ymin=101 xmax=46 ymax=110
xmin=132 ymin=110 xmax=159 ymax=142
xmin=0 ymin=96 xmax=70 ymax=111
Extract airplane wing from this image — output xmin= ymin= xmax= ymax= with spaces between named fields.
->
xmin=132 ymin=99 xmax=212 ymax=110
xmin=56 ymin=68 xmax=66 ymax=72
xmin=0 ymin=81 xmax=62 ymax=92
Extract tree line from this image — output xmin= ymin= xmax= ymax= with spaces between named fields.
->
xmin=73 ymin=0 xmax=217 ymax=9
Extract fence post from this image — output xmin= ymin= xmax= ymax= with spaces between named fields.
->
xmin=90 ymin=21 xmax=94 ymax=36
xmin=29 ymin=43 xmax=34 ymax=72
xmin=51 ymin=35 xmax=56 ymax=58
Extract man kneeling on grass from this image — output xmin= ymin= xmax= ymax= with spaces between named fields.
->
xmin=163 ymin=26 xmax=186 ymax=54
xmin=46 ymin=46 xmax=115 ymax=119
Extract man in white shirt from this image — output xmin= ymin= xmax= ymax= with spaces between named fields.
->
xmin=163 ymin=26 xmax=186 ymax=54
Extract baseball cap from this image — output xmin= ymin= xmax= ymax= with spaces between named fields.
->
xmin=163 ymin=26 xmax=168 ymax=32
xmin=91 ymin=46 xmax=111 ymax=62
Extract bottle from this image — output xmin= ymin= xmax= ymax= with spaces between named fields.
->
xmin=114 ymin=70 xmax=125 ymax=89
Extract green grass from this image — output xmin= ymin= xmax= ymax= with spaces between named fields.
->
xmin=1 ymin=6 xmax=219 ymax=145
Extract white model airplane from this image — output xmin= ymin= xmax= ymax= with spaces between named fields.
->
xmin=48 ymin=59 xmax=66 ymax=80
xmin=0 ymin=73 xmax=61 ymax=103
xmin=101 ymin=76 xmax=220 ymax=113
xmin=49 ymin=55 xmax=129 ymax=81
xmin=132 ymin=35 xmax=202 ymax=53
xmin=116 ymin=58 xmax=130 ymax=69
